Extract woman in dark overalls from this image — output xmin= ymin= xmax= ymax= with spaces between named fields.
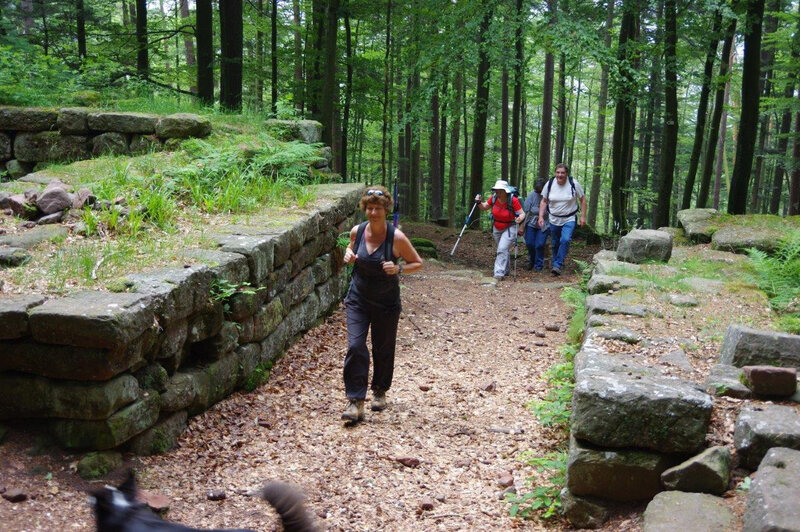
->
xmin=341 ymin=186 xmax=423 ymax=422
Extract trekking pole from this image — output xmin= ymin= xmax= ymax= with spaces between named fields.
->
xmin=513 ymin=224 xmax=519 ymax=281
xmin=450 ymin=200 xmax=480 ymax=256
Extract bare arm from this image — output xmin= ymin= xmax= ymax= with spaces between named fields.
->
xmin=538 ymin=197 xmax=548 ymax=228
xmin=385 ymin=229 xmax=423 ymax=276
xmin=343 ymin=225 xmax=359 ymax=264
xmin=579 ymin=195 xmax=587 ymax=226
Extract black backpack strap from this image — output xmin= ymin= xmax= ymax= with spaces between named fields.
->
xmin=385 ymin=222 xmax=395 ymax=262
xmin=353 ymin=221 xmax=368 ymax=254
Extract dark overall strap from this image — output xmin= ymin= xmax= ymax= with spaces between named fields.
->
xmin=354 ymin=221 xmax=395 ymax=262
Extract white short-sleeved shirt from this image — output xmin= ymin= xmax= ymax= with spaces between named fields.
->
xmin=543 ymin=177 xmax=584 ymax=227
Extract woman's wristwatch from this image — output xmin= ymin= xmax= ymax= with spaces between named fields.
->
xmin=397 ymin=264 xmax=403 ymax=275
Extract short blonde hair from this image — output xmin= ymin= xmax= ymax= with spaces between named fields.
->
xmin=358 ymin=185 xmax=393 ymax=212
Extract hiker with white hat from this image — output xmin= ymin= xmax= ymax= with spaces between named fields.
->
xmin=475 ymin=180 xmax=525 ymax=280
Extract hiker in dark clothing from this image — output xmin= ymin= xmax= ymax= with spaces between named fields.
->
xmin=341 ymin=185 xmax=423 ymax=422
xmin=520 ymin=178 xmax=550 ymax=272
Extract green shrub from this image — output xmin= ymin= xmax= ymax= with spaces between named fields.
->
xmin=506 ymin=451 xmax=567 ymax=519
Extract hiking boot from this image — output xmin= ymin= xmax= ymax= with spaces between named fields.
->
xmin=371 ymin=391 xmax=387 ymax=411
xmin=341 ymin=400 xmax=365 ymax=421
xmin=551 ymin=266 xmax=561 ymax=276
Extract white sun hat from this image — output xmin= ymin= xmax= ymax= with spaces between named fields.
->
xmin=491 ymin=179 xmax=511 ymax=193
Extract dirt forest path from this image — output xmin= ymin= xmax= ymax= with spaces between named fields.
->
xmin=1 ymin=224 xmax=618 ymax=532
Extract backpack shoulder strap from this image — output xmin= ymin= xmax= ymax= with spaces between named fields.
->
xmin=384 ymin=222 xmax=396 ymax=262
xmin=545 ymin=177 xmax=555 ymax=198
xmin=568 ymin=176 xmax=576 ymax=197
xmin=354 ymin=221 xmax=368 ymax=254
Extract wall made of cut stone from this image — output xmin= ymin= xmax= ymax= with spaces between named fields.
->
xmin=0 ymin=183 xmax=363 ymax=454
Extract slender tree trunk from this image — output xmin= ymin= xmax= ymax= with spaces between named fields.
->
xmin=569 ymin=68 xmax=582 ymax=168
xmin=681 ymin=11 xmax=721 ymax=209
xmin=611 ymin=0 xmax=638 ymax=233
xmin=638 ymin=66 xmax=656 ymax=226
xmin=76 ymin=0 xmax=86 ymax=60
xmin=292 ymin=0 xmax=303 ymax=113
xmin=21 ymin=0 xmax=33 ymax=35
xmin=440 ymin=77 xmax=447 ymax=186
xmin=655 ymin=0 xmax=678 ymax=228
xmin=179 ymin=0 xmax=196 ymax=93
xmin=430 ymin=85 xmax=442 ymax=220
xmin=510 ymin=0 xmax=524 ymax=187
xmin=538 ymin=0 xmax=557 ymax=181
xmin=714 ymin=61 xmax=733 ymax=209
xmin=256 ymin=0 xmax=265 ymax=109
xmin=555 ymin=53 xmax=566 ymax=165
xmin=729 ymin=0 xmax=765 ymax=214
xmin=271 ymin=0 xmax=278 ymax=113
xmin=791 ymin=108 xmax=800 ymax=215
xmin=750 ymin=0 xmax=781 ymax=212
xmin=381 ymin=0 xmax=392 ymax=184
xmin=122 ymin=0 xmax=130 ymax=26
xmin=136 ymin=0 xmax=148 ymax=78
xmin=768 ymin=82 xmax=794 ymax=213
xmin=699 ymin=18 xmax=736 ymax=208
xmin=588 ymin=0 xmax=613 ymax=228
xmin=308 ymin=0 xmax=326 ymax=119
xmin=501 ymin=67 xmax=509 ymax=181
xmin=448 ymin=71 xmax=463 ymax=227
xmin=219 ymin=0 xmax=244 ymax=111
xmin=321 ymin=0 xmax=339 ymax=147
xmin=196 ymin=0 xmax=213 ymax=104
xmin=469 ymin=5 xmax=494 ymax=202
xmin=410 ymin=72 xmax=421 ymax=220
xmin=342 ymin=5 xmax=353 ymax=182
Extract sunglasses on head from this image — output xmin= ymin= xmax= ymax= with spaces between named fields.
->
xmin=366 ymin=189 xmax=385 ymax=197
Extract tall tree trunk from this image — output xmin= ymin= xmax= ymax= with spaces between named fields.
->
xmin=308 ymin=0 xmax=326 ymax=119
xmin=430 ymin=86 xmax=442 ymax=220
xmin=699 ymin=18 xmax=736 ymax=208
xmin=638 ymin=64 xmax=656 ymax=226
xmin=320 ymin=0 xmax=339 ymax=148
xmin=293 ymin=0 xmax=303 ymax=113
xmin=538 ymin=0 xmax=557 ymax=181
xmin=342 ymin=4 xmax=353 ymax=182
xmin=381 ymin=0 xmax=392 ymax=184
xmin=179 ymin=0 xmax=196 ymax=93
xmin=440 ymin=77 xmax=447 ymax=187
xmin=568 ymin=68 xmax=582 ymax=168
xmin=655 ymin=0 xmax=678 ymax=228
xmin=219 ymin=0 xmax=244 ymax=111
xmin=791 ymin=108 xmax=800 ymax=215
xmin=588 ymin=0 xmax=613 ymax=227
xmin=256 ymin=0 xmax=265 ymax=109
xmin=681 ymin=11 xmax=721 ymax=209
xmin=510 ymin=0 xmax=524 ymax=187
xmin=768 ymin=82 xmax=795 ymax=213
xmin=136 ymin=0 xmax=148 ymax=78
xmin=501 ymin=67 xmax=509 ymax=181
xmin=410 ymin=70 xmax=421 ymax=220
xmin=271 ymin=0 xmax=278 ymax=113
xmin=76 ymin=0 xmax=86 ymax=60
xmin=21 ymin=0 xmax=33 ymax=35
xmin=611 ymin=0 xmax=638 ymax=233
xmin=555 ymin=53 xmax=566 ymax=165
xmin=122 ymin=0 xmax=130 ymax=26
xmin=714 ymin=55 xmax=734 ymax=209
xmin=448 ymin=71 xmax=463 ymax=227
xmin=728 ymin=0 xmax=765 ymax=214
xmin=469 ymin=5 xmax=494 ymax=202
xmin=196 ymin=0 xmax=213 ymax=104
xmin=750 ymin=0 xmax=781 ymax=212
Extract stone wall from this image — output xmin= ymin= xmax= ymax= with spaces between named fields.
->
xmin=0 ymin=106 xmax=212 ymax=179
xmin=0 ymin=183 xmax=363 ymax=453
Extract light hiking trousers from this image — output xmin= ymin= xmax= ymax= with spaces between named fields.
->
xmin=492 ymin=224 xmax=517 ymax=278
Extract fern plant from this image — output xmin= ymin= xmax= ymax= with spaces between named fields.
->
xmin=747 ymin=230 xmax=800 ymax=332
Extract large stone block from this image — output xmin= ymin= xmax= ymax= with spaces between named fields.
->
xmin=265 ymin=119 xmax=322 ymax=143
xmin=182 ymin=248 xmax=250 ymax=286
xmin=50 ymin=393 xmax=160 ymax=450
xmin=743 ymin=447 xmax=800 ymax=532
xmin=0 ymin=374 xmax=139 ymax=420
xmin=186 ymin=300 xmax=224 ymax=344
xmin=0 ymin=131 xmax=10 ymax=159
xmin=126 ymin=410 xmax=188 ymax=455
xmin=734 ymin=404 xmax=800 ymax=470
xmin=280 ymin=267 xmax=315 ymax=310
xmin=712 ymin=225 xmax=780 ymax=254
xmin=566 ymin=436 xmax=673 ymax=502
xmin=185 ymin=352 xmax=240 ymax=415
xmin=29 ymin=291 xmax=154 ymax=349
xmin=660 ymin=446 xmax=731 ymax=495
xmin=126 ymin=265 xmax=214 ymax=326
xmin=212 ymin=232 xmax=276 ymax=285
xmin=0 ymin=294 xmax=45 ymax=339
xmin=87 ymin=112 xmax=159 ymax=133
xmin=155 ymin=113 xmax=211 ymax=138
xmin=616 ymin=229 xmax=673 ymax=264
xmin=13 ymin=132 xmax=90 ymax=162
xmin=676 ymin=208 xmax=717 ymax=243
xmin=252 ymin=298 xmax=284 ymax=341
xmin=585 ymin=294 xmax=649 ymax=318
xmin=719 ymin=324 xmax=800 ymax=369
xmin=586 ymin=274 xmax=651 ymax=295
xmin=0 ymin=333 xmax=152 ymax=381
xmin=160 ymin=372 xmax=196 ymax=413
xmin=92 ymin=132 xmax=129 ymax=156
xmin=57 ymin=107 xmax=89 ymax=135
xmin=571 ymin=370 xmax=713 ymax=453
xmin=643 ymin=491 xmax=734 ymax=532
xmin=0 ymin=106 xmax=58 ymax=131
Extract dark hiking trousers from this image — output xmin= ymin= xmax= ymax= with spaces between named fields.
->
xmin=343 ymin=298 xmax=400 ymax=400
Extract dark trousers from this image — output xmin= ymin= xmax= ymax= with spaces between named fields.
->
xmin=343 ymin=299 xmax=400 ymax=400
